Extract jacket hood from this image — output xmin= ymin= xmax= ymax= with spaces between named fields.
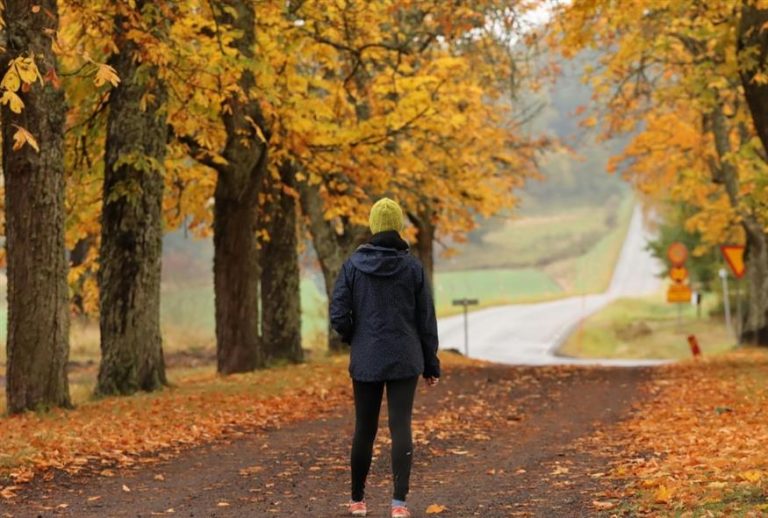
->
xmin=351 ymin=244 xmax=411 ymax=277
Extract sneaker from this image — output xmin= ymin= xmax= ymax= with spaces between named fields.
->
xmin=349 ymin=500 xmax=367 ymax=517
xmin=391 ymin=506 xmax=411 ymax=518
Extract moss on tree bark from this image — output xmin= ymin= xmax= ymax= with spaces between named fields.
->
xmin=96 ymin=2 xmax=168 ymax=395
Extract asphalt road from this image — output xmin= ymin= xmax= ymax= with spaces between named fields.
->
xmin=437 ymin=205 xmax=666 ymax=366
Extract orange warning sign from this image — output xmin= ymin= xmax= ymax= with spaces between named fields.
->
xmin=667 ymin=242 xmax=688 ymax=266
xmin=667 ymin=284 xmax=692 ymax=303
xmin=669 ymin=266 xmax=689 ymax=283
xmin=720 ymin=245 xmax=746 ymax=279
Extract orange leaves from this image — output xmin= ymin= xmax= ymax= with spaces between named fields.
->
xmin=1 ymin=90 xmax=24 ymax=113
xmin=554 ymin=0 xmax=768 ymax=248
xmin=93 ymin=63 xmax=119 ymax=88
xmin=605 ymin=350 xmax=768 ymax=514
xmin=0 ymin=353 xmax=482 ymax=493
xmin=425 ymin=503 xmax=447 ymax=514
xmin=0 ymin=486 xmax=19 ymax=500
xmin=1 ymin=55 xmax=44 ymax=152
xmin=0 ymin=358 xmax=346 ymax=489
xmin=11 ymin=125 xmax=40 ymax=152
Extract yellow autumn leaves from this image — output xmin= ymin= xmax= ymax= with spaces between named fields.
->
xmin=0 ymin=55 xmax=45 ymax=151
xmin=0 ymin=52 xmax=119 ymax=153
xmin=553 ymin=0 xmax=768 ymax=251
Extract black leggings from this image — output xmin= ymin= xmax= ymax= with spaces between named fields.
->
xmin=351 ymin=376 xmax=419 ymax=502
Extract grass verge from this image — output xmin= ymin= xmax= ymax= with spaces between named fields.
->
xmin=558 ymin=295 xmax=735 ymax=360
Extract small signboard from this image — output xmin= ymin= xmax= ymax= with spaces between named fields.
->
xmin=667 ymin=284 xmax=692 ymax=303
xmin=669 ymin=266 xmax=688 ymax=283
xmin=667 ymin=242 xmax=691 ymax=304
xmin=720 ymin=245 xmax=746 ymax=279
xmin=667 ymin=242 xmax=688 ymax=266
xmin=452 ymin=299 xmax=479 ymax=356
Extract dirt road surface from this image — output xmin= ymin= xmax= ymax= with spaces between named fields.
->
xmin=2 ymin=363 xmax=650 ymax=518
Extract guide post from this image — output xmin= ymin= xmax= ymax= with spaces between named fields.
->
xmin=720 ymin=245 xmax=746 ymax=345
xmin=452 ymin=298 xmax=479 ymax=356
xmin=719 ymin=268 xmax=733 ymax=339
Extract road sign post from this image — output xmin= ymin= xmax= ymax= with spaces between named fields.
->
xmin=720 ymin=245 xmax=746 ymax=344
xmin=719 ymin=268 xmax=734 ymax=339
xmin=452 ymin=298 xmax=479 ymax=356
xmin=666 ymin=242 xmax=692 ymax=306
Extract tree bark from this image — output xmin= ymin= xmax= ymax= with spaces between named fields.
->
xmin=299 ymin=181 xmax=368 ymax=352
xmin=2 ymin=0 xmax=71 ymax=413
xmin=738 ymin=4 xmax=768 ymax=155
xmin=741 ymin=221 xmax=768 ymax=345
xmin=737 ymin=4 xmax=768 ymax=344
xmin=261 ymin=161 xmax=303 ymax=363
xmin=708 ymin=103 xmax=768 ymax=345
xmin=97 ymin=2 xmax=168 ymax=395
xmin=211 ymin=0 xmax=270 ymax=374
xmin=408 ymin=207 xmax=435 ymax=287
xmin=213 ymin=160 xmax=264 ymax=373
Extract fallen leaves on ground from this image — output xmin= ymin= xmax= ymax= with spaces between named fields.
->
xmin=425 ymin=503 xmax=447 ymax=514
xmin=0 ymin=353 xmax=486 ymax=496
xmin=604 ymin=349 xmax=768 ymax=515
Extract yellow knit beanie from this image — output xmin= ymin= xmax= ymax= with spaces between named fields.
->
xmin=369 ymin=198 xmax=404 ymax=235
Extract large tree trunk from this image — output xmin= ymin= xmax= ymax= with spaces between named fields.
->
xmin=737 ymin=4 xmax=768 ymax=345
xmin=2 ymin=0 xmax=71 ymax=413
xmin=212 ymin=0 xmax=270 ymax=374
xmin=408 ymin=207 xmax=435 ymax=287
xmin=97 ymin=2 xmax=168 ymax=395
xmin=742 ymin=222 xmax=768 ymax=345
xmin=299 ymin=181 xmax=368 ymax=352
xmin=708 ymin=103 xmax=768 ymax=345
xmin=738 ymin=4 xmax=768 ymax=155
xmin=214 ymin=160 xmax=265 ymax=373
xmin=261 ymin=161 xmax=303 ymax=363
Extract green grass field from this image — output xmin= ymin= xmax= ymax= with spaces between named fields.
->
xmin=434 ymin=268 xmax=562 ymax=315
xmin=558 ymin=295 xmax=736 ymax=360
xmin=159 ymin=278 xmax=329 ymax=352
xmin=439 ymin=197 xmax=629 ymax=273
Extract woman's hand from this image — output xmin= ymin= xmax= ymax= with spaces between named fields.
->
xmin=424 ymin=377 xmax=439 ymax=387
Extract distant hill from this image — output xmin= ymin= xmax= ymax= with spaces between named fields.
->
xmin=436 ymin=50 xmax=632 ymax=273
xmin=521 ymin=52 xmax=630 ymax=211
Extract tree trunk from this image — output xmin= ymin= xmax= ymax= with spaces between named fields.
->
xmin=261 ymin=161 xmax=303 ymax=363
xmin=742 ymin=222 xmax=768 ymax=345
xmin=408 ymin=208 xmax=435 ymax=287
xmin=214 ymin=163 xmax=264 ymax=373
xmin=97 ymin=3 xmax=168 ymax=395
xmin=708 ymin=102 xmax=768 ymax=345
xmin=737 ymin=5 xmax=768 ymax=345
xmin=299 ymin=181 xmax=368 ymax=352
xmin=2 ymin=0 xmax=71 ymax=413
xmin=212 ymin=0 xmax=270 ymax=374
xmin=738 ymin=5 xmax=768 ymax=155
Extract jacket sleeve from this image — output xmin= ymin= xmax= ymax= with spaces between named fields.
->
xmin=415 ymin=264 xmax=440 ymax=378
xmin=330 ymin=262 xmax=354 ymax=344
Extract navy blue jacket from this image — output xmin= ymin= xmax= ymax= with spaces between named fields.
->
xmin=330 ymin=231 xmax=440 ymax=382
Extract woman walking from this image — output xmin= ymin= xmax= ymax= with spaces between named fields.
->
xmin=331 ymin=198 xmax=441 ymax=518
